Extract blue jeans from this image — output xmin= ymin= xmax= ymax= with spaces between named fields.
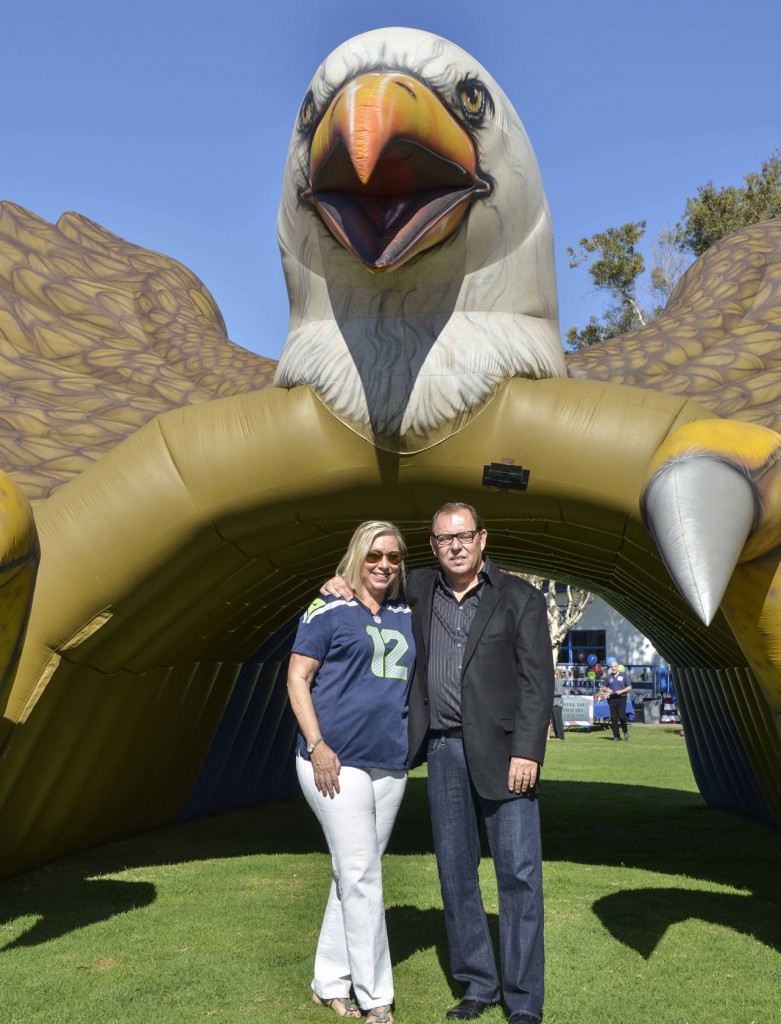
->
xmin=427 ymin=735 xmax=544 ymax=1020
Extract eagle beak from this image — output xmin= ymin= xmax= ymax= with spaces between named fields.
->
xmin=301 ymin=73 xmax=490 ymax=272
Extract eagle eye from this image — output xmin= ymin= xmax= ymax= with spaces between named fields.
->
xmin=299 ymin=91 xmax=316 ymax=134
xmin=457 ymin=79 xmax=491 ymax=124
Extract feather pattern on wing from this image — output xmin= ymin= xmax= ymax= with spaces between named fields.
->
xmin=566 ymin=218 xmax=781 ymax=432
xmin=0 ymin=202 xmax=276 ymax=499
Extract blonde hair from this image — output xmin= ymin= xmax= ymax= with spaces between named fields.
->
xmin=336 ymin=521 xmax=407 ymax=600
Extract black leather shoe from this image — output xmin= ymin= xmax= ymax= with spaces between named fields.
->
xmin=507 ymin=1014 xmax=542 ymax=1024
xmin=445 ymin=999 xmax=500 ymax=1020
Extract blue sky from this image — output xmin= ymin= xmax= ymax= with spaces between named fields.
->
xmin=3 ymin=0 xmax=779 ymax=359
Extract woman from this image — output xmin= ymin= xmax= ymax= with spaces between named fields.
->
xmin=287 ymin=521 xmax=414 ymax=1023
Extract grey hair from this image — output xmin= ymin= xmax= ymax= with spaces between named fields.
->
xmin=430 ymin=502 xmax=485 ymax=534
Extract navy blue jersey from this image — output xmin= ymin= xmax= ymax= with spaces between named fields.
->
xmin=292 ymin=594 xmax=415 ymax=770
xmin=604 ymin=670 xmax=631 ymax=694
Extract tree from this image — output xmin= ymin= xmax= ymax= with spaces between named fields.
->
xmin=512 ymin=573 xmax=593 ymax=664
xmin=566 ymin=150 xmax=781 ymax=349
xmin=648 ymin=225 xmax=688 ymax=315
xmin=565 ymin=221 xmax=648 ymax=349
xmin=677 ymin=149 xmax=781 ymax=257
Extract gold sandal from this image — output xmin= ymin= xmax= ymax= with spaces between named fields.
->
xmin=312 ymin=992 xmax=362 ymax=1018
xmin=366 ymin=1006 xmax=393 ymax=1024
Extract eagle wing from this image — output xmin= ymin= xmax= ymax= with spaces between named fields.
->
xmin=565 ymin=218 xmax=781 ymax=432
xmin=0 ymin=202 xmax=277 ymax=500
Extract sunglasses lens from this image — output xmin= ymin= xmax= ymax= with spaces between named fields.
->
xmin=366 ymin=551 xmax=402 ymax=565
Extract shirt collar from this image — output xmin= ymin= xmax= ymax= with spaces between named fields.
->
xmin=436 ymin=562 xmax=491 ymax=598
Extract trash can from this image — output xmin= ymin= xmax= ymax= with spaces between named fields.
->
xmin=634 ymin=702 xmax=645 ymax=724
xmin=644 ymin=697 xmax=662 ymax=725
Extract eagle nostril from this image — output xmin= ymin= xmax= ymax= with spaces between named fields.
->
xmin=393 ymin=79 xmax=416 ymax=98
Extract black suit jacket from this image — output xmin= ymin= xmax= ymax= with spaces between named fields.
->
xmin=406 ymin=558 xmax=554 ymax=801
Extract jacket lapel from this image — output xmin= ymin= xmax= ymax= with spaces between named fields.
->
xmin=416 ymin=570 xmax=436 ymax=666
xmin=461 ymin=559 xmax=502 ymax=678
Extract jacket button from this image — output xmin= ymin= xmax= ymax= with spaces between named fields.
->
xmin=423 ymin=698 xmax=429 ymax=705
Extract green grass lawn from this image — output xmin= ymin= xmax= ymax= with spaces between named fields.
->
xmin=1 ymin=725 xmax=779 ymax=1023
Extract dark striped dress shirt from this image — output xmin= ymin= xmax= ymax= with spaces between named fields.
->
xmin=428 ymin=568 xmax=490 ymax=729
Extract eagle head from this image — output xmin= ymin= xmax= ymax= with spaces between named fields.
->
xmin=275 ymin=27 xmax=565 ymax=452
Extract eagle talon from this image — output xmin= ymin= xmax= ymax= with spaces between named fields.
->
xmin=642 ymin=418 xmax=781 ymax=624
xmin=642 ymin=450 xmax=756 ymax=624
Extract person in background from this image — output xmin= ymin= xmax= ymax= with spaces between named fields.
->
xmin=549 ymin=672 xmax=565 ymax=740
xmin=603 ymin=657 xmax=632 ymax=741
xmin=288 ymin=521 xmax=415 ymax=1024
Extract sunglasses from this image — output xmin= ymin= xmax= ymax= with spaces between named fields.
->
xmin=365 ymin=550 xmax=403 ymax=565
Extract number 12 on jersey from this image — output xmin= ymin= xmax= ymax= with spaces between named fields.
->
xmin=365 ymin=626 xmax=410 ymax=680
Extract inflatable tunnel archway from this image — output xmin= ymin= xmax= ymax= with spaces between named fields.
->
xmin=1 ymin=376 xmax=780 ymax=878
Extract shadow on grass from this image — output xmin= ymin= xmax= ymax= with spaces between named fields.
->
xmin=0 ymin=878 xmax=156 ymax=951
xmin=593 ymin=887 xmax=781 ymax=960
xmin=1 ymin=773 xmax=779 ymax=958
xmin=385 ymin=905 xmax=463 ymax=995
xmin=541 ymin=773 xmax=781 ymax=959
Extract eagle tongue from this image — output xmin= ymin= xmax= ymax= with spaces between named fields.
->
xmin=375 ymin=187 xmax=476 ymax=268
xmin=312 ymin=186 xmax=477 ymax=270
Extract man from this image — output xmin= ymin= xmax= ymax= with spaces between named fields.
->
xmin=602 ymin=657 xmax=632 ymax=741
xmin=324 ymin=502 xmax=554 ymax=1023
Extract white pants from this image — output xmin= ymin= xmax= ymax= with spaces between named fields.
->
xmin=296 ymin=757 xmax=407 ymax=1010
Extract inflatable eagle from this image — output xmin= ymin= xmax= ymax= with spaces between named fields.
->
xmin=1 ymin=27 xmax=780 ymax=878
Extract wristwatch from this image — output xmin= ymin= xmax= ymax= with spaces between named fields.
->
xmin=306 ymin=736 xmax=324 ymax=754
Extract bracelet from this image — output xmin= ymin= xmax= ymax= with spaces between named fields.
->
xmin=306 ymin=736 xmax=324 ymax=754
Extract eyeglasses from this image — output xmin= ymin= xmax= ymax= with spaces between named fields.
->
xmin=365 ymin=550 xmax=403 ymax=565
xmin=431 ymin=530 xmax=482 ymax=547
